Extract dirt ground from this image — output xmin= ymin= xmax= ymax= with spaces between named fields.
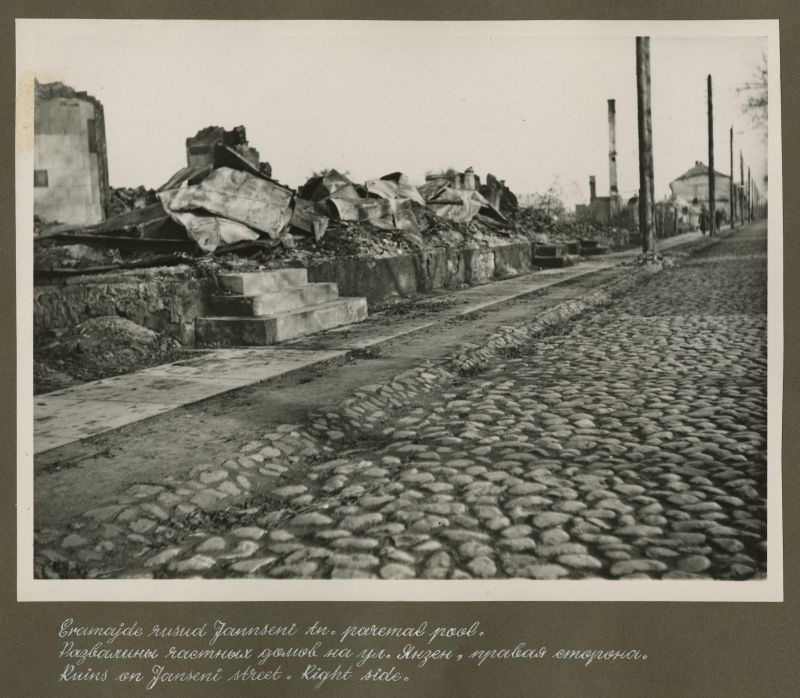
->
xmin=34 ymin=316 xmax=191 ymax=394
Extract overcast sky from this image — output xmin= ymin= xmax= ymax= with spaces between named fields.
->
xmin=18 ymin=21 xmax=769 ymax=205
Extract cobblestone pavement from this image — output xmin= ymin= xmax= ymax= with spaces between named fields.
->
xmin=35 ymin=225 xmax=768 ymax=580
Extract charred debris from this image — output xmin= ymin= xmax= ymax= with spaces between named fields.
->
xmin=34 ymin=127 xmax=626 ymax=279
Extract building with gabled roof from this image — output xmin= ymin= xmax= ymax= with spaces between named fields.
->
xmin=669 ymin=161 xmax=731 ymax=209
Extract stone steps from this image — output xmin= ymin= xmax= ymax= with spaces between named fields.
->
xmin=197 ymin=269 xmax=368 ymax=346
xmin=578 ymin=239 xmax=610 ymax=256
xmin=197 ymin=298 xmax=368 ymax=346
xmin=210 ymin=282 xmax=339 ymax=316
xmin=532 ymin=242 xmax=582 ymax=268
xmin=533 ymin=255 xmax=579 ymax=269
xmin=217 ymin=268 xmax=309 ymax=295
xmin=533 ymin=243 xmax=568 ymax=258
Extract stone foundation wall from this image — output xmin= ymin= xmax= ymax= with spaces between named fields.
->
xmin=34 ymin=240 xmax=551 ymax=345
xmin=307 ymin=241 xmax=538 ymax=304
xmin=34 ymin=267 xmax=216 ymax=345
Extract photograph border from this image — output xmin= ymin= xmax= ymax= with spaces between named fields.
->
xmin=4 ymin=2 xmax=800 ymax=697
xmin=15 ymin=17 xmax=783 ymax=603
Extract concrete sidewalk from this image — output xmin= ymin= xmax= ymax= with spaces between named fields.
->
xmin=33 ymin=230 xmax=706 ymax=454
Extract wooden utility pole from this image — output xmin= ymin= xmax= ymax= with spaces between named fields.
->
xmin=729 ymin=126 xmax=735 ymax=228
xmin=754 ymin=185 xmax=758 ymax=220
xmin=747 ymin=166 xmax=752 ymax=221
xmin=636 ymin=37 xmax=656 ymax=254
xmin=707 ymin=75 xmax=716 ymax=235
xmin=740 ymin=150 xmax=745 ymax=223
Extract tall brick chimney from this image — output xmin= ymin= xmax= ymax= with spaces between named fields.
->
xmin=589 ymin=175 xmax=597 ymax=201
xmin=608 ymin=99 xmax=618 ymax=196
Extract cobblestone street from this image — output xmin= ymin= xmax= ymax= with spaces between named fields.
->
xmin=35 ymin=224 xmax=769 ymax=581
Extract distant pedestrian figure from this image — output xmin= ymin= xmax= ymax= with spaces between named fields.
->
xmin=699 ymin=206 xmax=708 ymax=235
xmin=715 ymin=209 xmax=723 ymax=233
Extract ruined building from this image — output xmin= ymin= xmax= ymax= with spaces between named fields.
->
xmin=481 ymin=173 xmax=518 ymax=215
xmin=185 ymin=125 xmax=270 ymax=176
xmin=425 ymin=167 xmax=480 ymax=191
xmin=34 ymin=80 xmax=111 ymax=226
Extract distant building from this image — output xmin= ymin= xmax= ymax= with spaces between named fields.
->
xmin=34 ymin=80 xmax=111 ymax=225
xmin=669 ymin=161 xmax=731 ymax=210
xmin=581 ymin=175 xmax=622 ymax=223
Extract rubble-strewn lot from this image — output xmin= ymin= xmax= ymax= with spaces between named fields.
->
xmin=34 ymin=227 xmax=766 ymax=580
xmin=34 ymin=317 xmax=189 ymax=394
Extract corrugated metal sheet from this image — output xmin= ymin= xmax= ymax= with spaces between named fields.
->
xmin=392 ymin=207 xmax=420 ymax=232
xmin=418 ymin=178 xmax=450 ymax=202
xmin=290 ymin=199 xmax=330 ymax=241
xmin=425 ymin=187 xmax=481 ymax=223
xmin=300 ymin=170 xmax=360 ymax=202
xmin=365 ymin=178 xmax=425 ymax=205
xmin=168 ymin=210 xmax=260 ymax=253
xmin=327 ymin=196 xmax=395 ymax=223
xmin=327 ymin=196 xmax=418 ymax=233
xmin=157 ymin=165 xmax=212 ymax=192
xmin=421 ymin=180 xmax=506 ymax=224
xmin=428 ymin=198 xmax=483 ymax=223
xmin=161 ymin=167 xmax=293 ymax=238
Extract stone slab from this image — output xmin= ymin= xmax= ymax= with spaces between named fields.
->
xmin=35 ymin=396 xmax=181 ymax=453
xmin=461 ymin=247 xmax=496 ymax=285
xmin=210 ymin=283 xmax=339 ymax=316
xmin=492 ymin=242 xmax=533 ymax=278
xmin=43 ymin=374 xmax=252 ymax=406
xmin=533 ymin=255 xmax=578 ymax=269
xmin=196 ymin=297 xmax=369 ymax=346
xmin=534 ymin=243 xmax=567 ymax=258
xmin=308 ymin=250 xmax=448 ymax=303
xmin=217 ymin=269 xmax=309 ymax=295
xmin=143 ymin=348 xmax=347 ymax=380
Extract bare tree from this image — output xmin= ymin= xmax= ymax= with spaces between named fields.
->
xmin=527 ymin=176 xmax=567 ymax=217
xmin=738 ymin=50 xmax=768 ymax=128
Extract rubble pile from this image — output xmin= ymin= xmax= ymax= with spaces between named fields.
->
xmin=34 ymin=316 xmax=184 ymax=394
xmin=512 ymin=207 xmax=631 ymax=248
xmin=34 ymin=241 xmax=122 ymax=271
xmin=34 ymin=138 xmax=630 ymax=276
xmin=108 ymin=186 xmax=159 ymax=217
xmin=480 ymin=172 xmax=519 ymax=216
